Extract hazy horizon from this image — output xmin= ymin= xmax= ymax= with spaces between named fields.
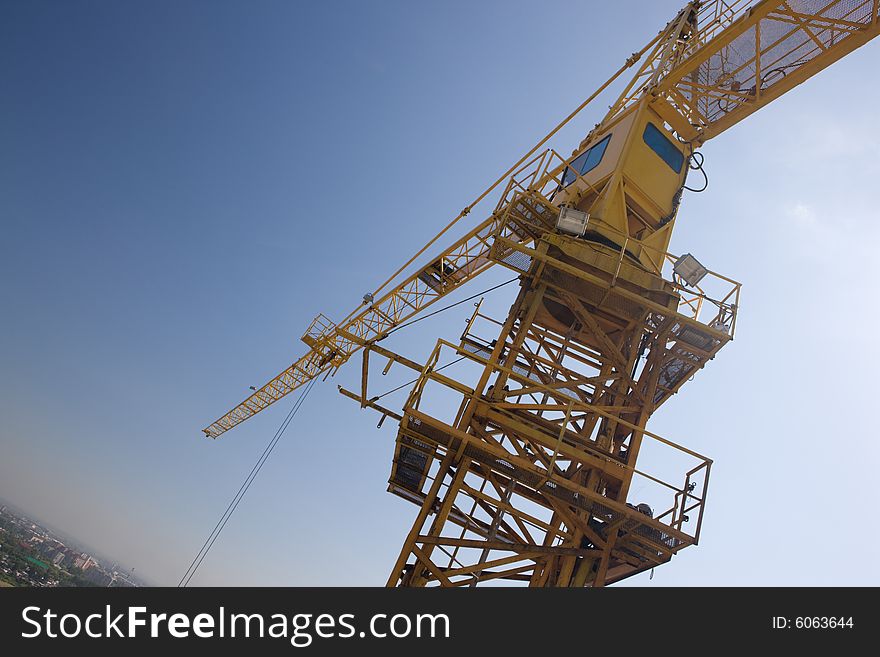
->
xmin=0 ymin=493 xmax=154 ymax=584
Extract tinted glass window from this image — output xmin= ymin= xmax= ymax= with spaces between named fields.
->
xmin=642 ymin=122 xmax=684 ymax=173
xmin=562 ymin=134 xmax=611 ymax=186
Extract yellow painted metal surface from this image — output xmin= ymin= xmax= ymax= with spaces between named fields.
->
xmin=207 ymin=1 xmax=879 ymax=438
xmin=201 ymin=0 xmax=877 ymax=587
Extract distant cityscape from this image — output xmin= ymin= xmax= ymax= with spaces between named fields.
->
xmin=0 ymin=503 xmax=147 ymax=587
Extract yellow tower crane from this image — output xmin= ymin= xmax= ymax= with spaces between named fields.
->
xmin=203 ymin=0 xmax=880 ymax=587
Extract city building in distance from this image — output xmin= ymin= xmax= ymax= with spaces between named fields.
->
xmin=0 ymin=504 xmax=144 ymax=587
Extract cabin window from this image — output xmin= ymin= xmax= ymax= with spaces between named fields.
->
xmin=561 ymin=134 xmax=611 ymax=186
xmin=643 ymin=122 xmax=684 ymax=173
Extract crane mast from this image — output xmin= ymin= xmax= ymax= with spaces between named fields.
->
xmin=203 ymin=0 xmax=880 ymax=586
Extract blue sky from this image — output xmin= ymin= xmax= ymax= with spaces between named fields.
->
xmin=1 ymin=0 xmax=878 ymax=586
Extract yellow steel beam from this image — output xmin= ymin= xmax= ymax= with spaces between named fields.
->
xmin=203 ymin=211 xmax=509 ymax=438
xmin=202 ymin=33 xmax=668 ymax=439
xmin=600 ymin=1 xmax=880 ymax=144
xmin=416 ymin=536 xmax=602 ymax=558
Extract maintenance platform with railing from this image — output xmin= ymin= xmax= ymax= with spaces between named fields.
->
xmin=200 ymin=0 xmax=880 ymax=586
xmin=338 ymin=144 xmax=740 ymax=586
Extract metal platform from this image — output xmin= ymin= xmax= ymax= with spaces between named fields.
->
xmin=341 ymin=186 xmax=738 ymax=585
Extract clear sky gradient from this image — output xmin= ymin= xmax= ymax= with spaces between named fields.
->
xmin=2 ymin=0 xmax=878 ymax=586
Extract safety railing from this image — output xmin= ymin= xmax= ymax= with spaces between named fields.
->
xmin=403 ymin=337 xmax=713 ymax=547
xmin=488 ymin=146 xmax=741 ymax=339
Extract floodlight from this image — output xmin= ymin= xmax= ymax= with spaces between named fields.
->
xmin=673 ymin=253 xmax=708 ymax=287
xmin=556 ymin=206 xmax=589 ymax=237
